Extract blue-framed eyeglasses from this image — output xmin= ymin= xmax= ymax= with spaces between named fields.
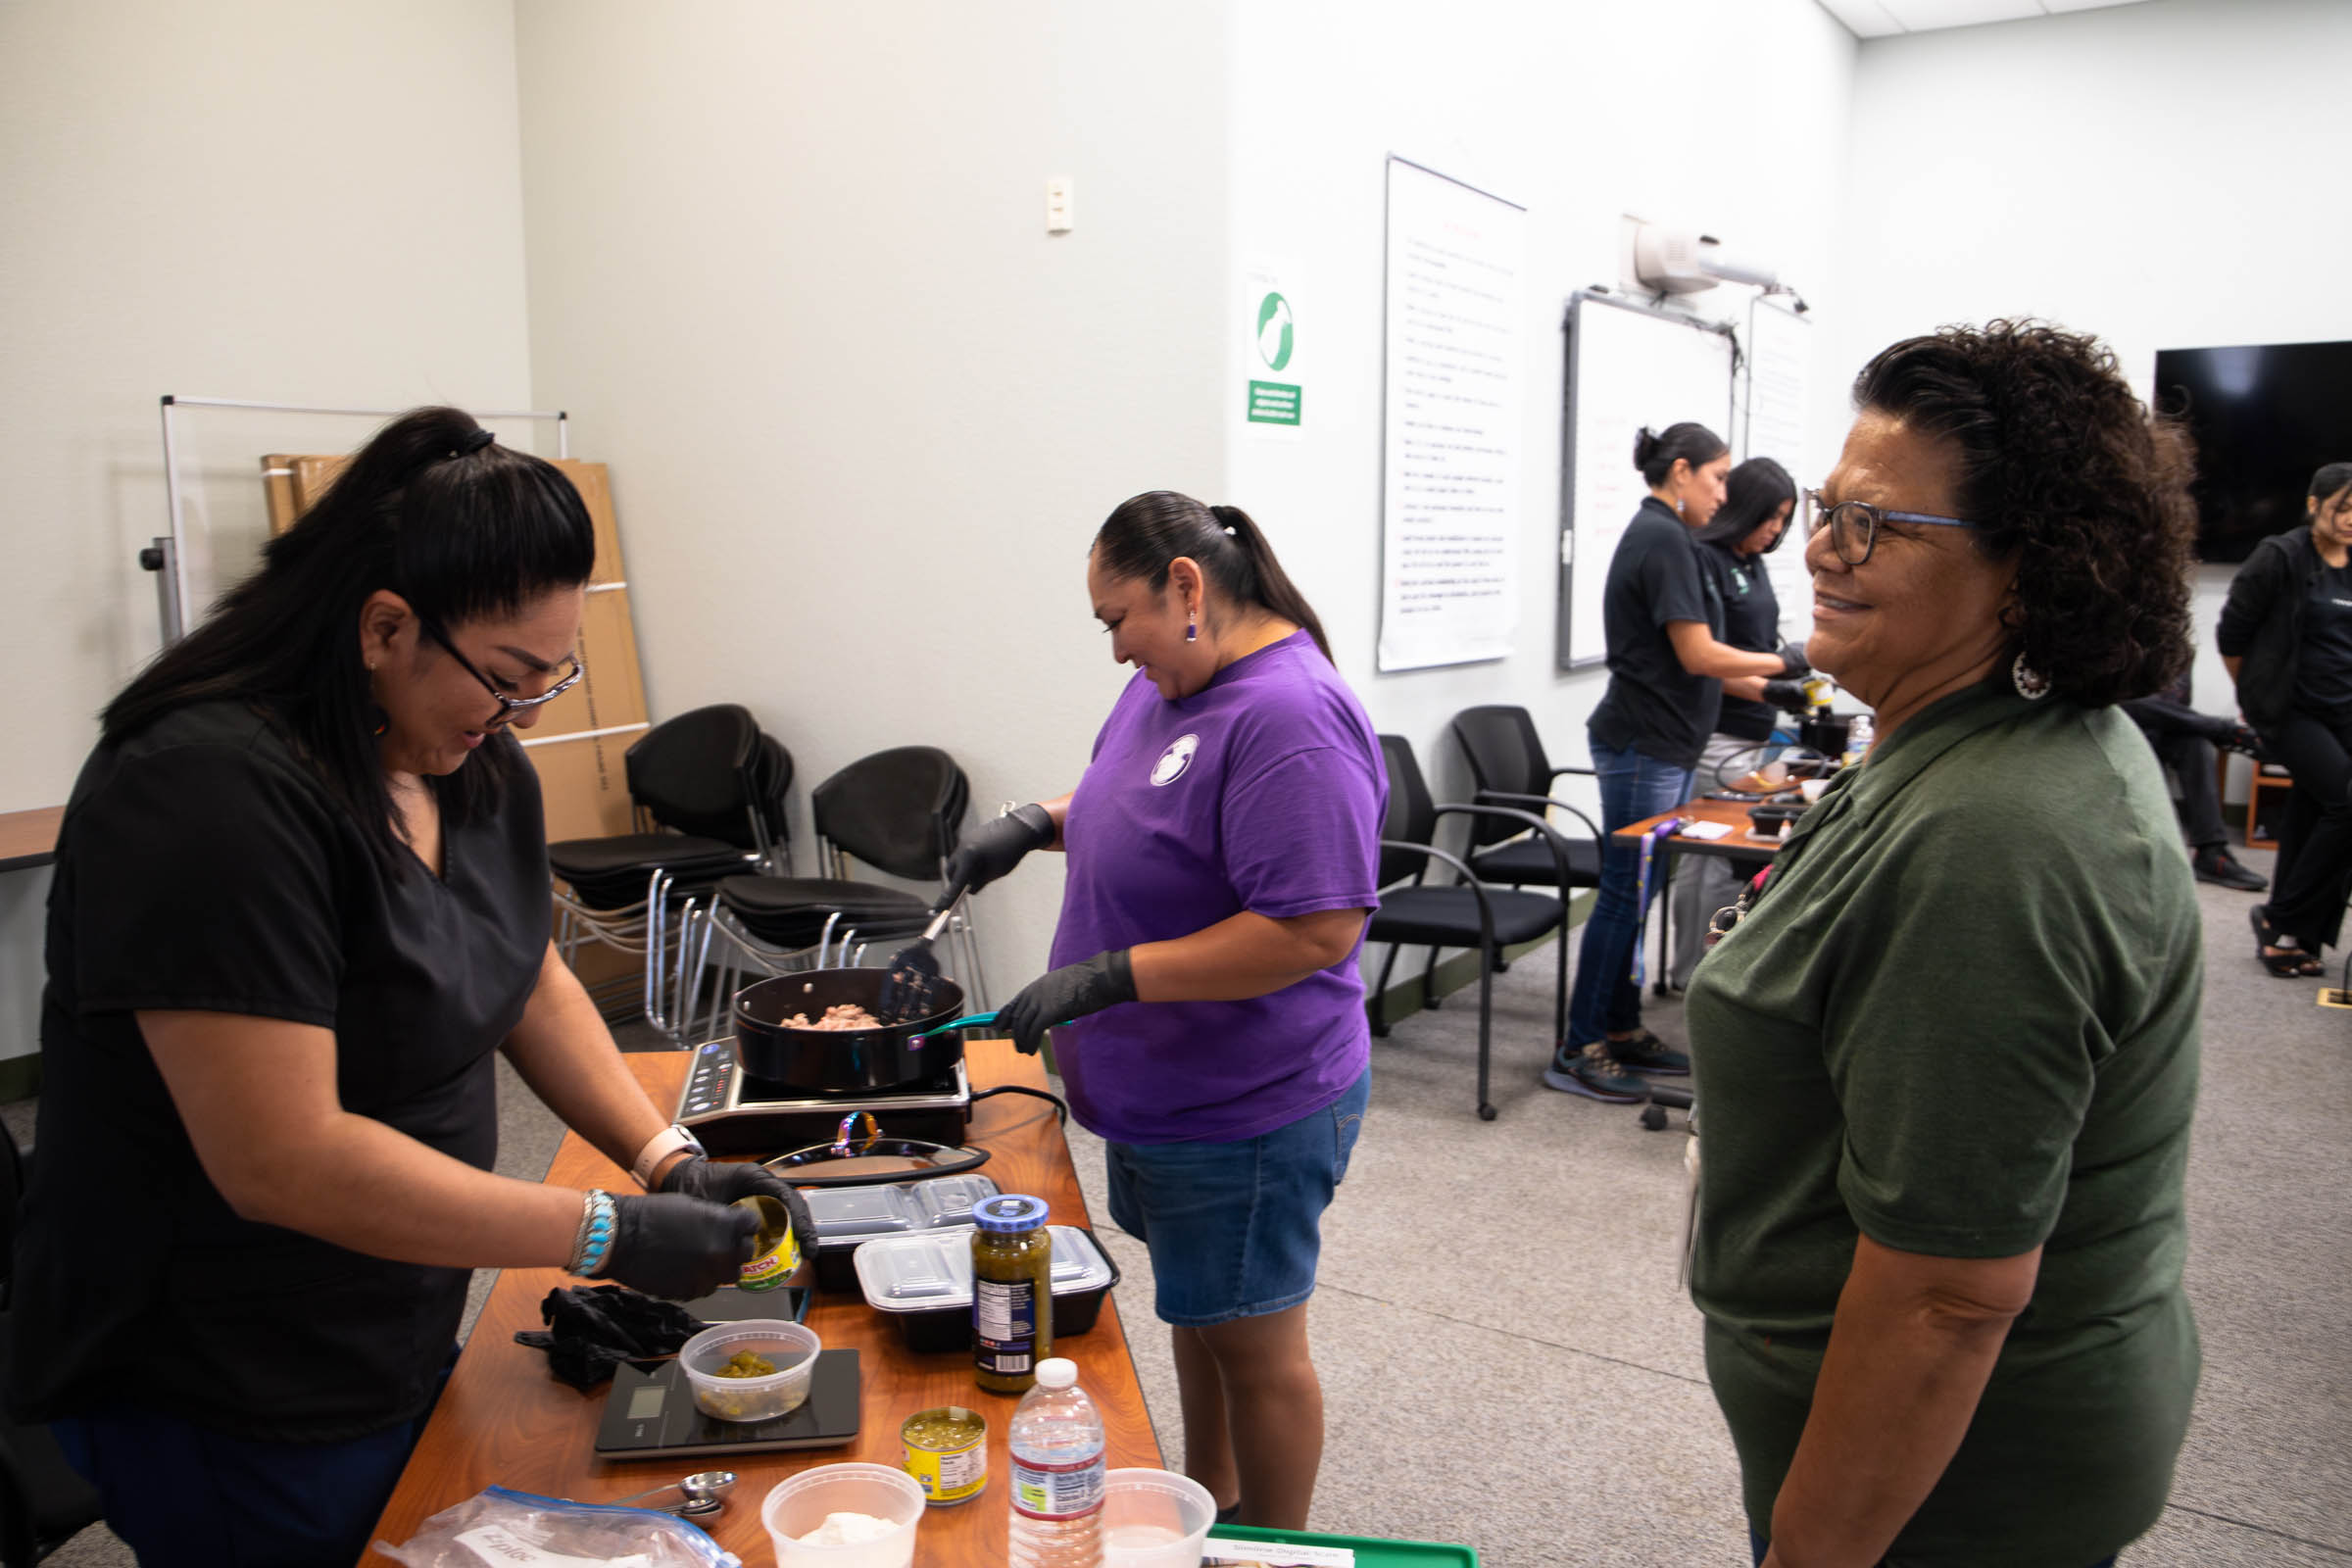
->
xmin=1802 ymin=488 xmax=1982 ymax=565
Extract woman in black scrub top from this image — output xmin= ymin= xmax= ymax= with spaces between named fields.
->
xmin=1668 ymin=457 xmax=1809 ymax=987
xmin=2221 ymin=461 xmax=2352 ymax=974
xmin=11 ymin=409 xmax=811 ymax=1568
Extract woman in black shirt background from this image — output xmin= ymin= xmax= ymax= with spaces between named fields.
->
xmin=1548 ymin=425 xmax=1801 ymax=1103
xmin=2220 ymin=461 xmax=2352 ymax=974
xmin=14 ymin=409 xmax=810 ymax=1567
xmin=1668 ymin=457 xmax=1809 ymax=988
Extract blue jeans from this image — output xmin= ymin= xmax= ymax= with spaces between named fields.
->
xmin=1564 ymin=738 xmax=1694 ymax=1050
xmin=1750 ymin=1532 xmax=2111 ymax=1567
xmin=55 ymin=1350 xmax=454 ymax=1568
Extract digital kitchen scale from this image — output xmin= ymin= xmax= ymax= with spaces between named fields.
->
xmin=674 ymin=1038 xmax=972 ymax=1154
xmin=596 ymin=1349 xmax=862 ymax=1459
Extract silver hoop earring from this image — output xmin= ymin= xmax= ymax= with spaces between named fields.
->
xmin=2012 ymin=651 xmax=2051 ymax=701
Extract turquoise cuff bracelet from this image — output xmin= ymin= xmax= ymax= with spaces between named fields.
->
xmin=570 ymin=1187 xmax=617 ymax=1276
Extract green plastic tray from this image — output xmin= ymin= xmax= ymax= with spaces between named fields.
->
xmin=1204 ymin=1523 xmax=1479 ymax=1567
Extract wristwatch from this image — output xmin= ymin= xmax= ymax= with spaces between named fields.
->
xmin=629 ymin=1123 xmax=707 ymax=1190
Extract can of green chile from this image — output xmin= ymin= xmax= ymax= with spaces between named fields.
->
xmin=901 ymin=1405 xmax=989 ymax=1505
xmin=733 ymin=1195 xmax=801 ymax=1292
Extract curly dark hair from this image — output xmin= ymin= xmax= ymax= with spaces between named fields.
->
xmin=1852 ymin=319 xmax=2195 ymax=708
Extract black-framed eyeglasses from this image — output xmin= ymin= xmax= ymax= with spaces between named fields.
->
xmin=418 ymin=616 xmax=584 ymax=724
xmin=1802 ymin=488 xmax=1983 ymax=565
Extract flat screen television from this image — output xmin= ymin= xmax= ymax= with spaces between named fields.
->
xmin=2154 ymin=339 xmax=2352 ymax=563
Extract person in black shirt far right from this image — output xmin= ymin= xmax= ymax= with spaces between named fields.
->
xmin=2119 ymin=670 xmax=2268 ymax=891
xmin=2218 ymin=461 xmax=2352 ymax=974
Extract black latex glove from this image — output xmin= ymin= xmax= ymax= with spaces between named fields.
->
xmin=996 ymin=950 xmax=1137 ymax=1054
xmin=514 ymin=1284 xmax=710 ymax=1391
xmin=2213 ymin=720 xmax=2267 ymax=761
xmin=597 ymin=1193 xmax=756 ymax=1301
xmin=1775 ymin=641 xmax=1811 ymax=678
xmin=659 ymin=1155 xmax=817 ymax=1261
xmin=944 ymin=804 xmax=1055 ymax=896
xmin=1761 ymin=679 xmax=1813 ymax=715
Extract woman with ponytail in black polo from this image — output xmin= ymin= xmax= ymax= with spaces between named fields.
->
xmin=946 ymin=491 xmax=1384 ymax=1529
xmin=13 ymin=408 xmax=809 ymax=1566
xmin=1548 ymin=424 xmax=1803 ymax=1102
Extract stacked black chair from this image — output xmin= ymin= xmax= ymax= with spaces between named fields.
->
xmin=0 ymin=1129 xmax=103 ymax=1566
xmin=547 ymin=704 xmax=786 ymax=1034
xmin=688 ymin=746 xmax=981 ymax=1043
xmin=1448 ymin=705 xmax=1606 ymax=894
xmin=1365 ymin=734 xmax=1574 ymax=1121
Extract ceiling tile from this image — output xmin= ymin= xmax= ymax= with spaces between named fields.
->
xmin=1813 ymin=0 xmax=1904 ymax=37
xmin=1880 ymin=0 xmax=2046 ymax=29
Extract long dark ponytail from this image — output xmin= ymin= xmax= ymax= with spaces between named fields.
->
xmin=103 ymin=407 xmax=596 ymax=872
xmin=1092 ymin=491 xmax=1333 ymax=662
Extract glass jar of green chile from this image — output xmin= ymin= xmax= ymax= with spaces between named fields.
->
xmin=971 ymin=1195 xmax=1053 ymax=1395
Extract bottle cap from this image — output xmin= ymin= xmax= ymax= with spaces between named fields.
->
xmin=1035 ymin=1357 xmax=1077 ymax=1389
xmin=973 ymin=1194 xmax=1050 ymax=1234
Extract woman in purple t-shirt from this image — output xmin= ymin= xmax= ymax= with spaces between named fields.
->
xmin=949 ymin=490 xmax=1385 ymax=1531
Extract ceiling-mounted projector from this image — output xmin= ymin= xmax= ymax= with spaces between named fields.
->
xmin=1632 ymin=223 xmax=1778 ymax=295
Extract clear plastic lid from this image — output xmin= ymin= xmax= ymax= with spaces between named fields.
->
xmin=854 ymin=1226 xmax=1114 ymax=1311
xmin=912 ymin=1173 xmax=1000 ymax=1228
xmin=802 ymin=1184 xmax=922 ymax=1245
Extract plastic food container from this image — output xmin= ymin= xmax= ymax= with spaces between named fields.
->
xmin=803 ymin=1175 xmax=1001 ymax=1291
xmin=678 ymin=1318 xmax=820 ymax=1423
xmin=761 ymin=1462 xmax=924 ymax=1568
xmin=853 ymin=1225 xmax=1120 ymax=1352
xmin=1101 ymin=1468 xmax=1216 ymax=1568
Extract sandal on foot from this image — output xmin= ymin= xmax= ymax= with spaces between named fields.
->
xmin=2250 ymin=906 xmax=2325 ymax=977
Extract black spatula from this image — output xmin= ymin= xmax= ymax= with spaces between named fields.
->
xmin=875 ymin=885 xmax=964 ymax=1024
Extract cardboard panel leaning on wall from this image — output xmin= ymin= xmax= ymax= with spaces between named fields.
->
xmin=260 ymin=454 xmax=650 ymax=843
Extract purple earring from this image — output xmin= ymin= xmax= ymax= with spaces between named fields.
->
xmin=1186 ymin=617 xmax=1198 ymax=643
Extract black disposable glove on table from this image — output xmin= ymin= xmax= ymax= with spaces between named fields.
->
xmin=996 ymin=950 xmax=1137 ymax=1054
xmin=1775 ymin=641 xmax=1811 ymax=678
xmin=599 ymin=1193 xmax=756 ymax=1301
xmin=1761 ymin=679 xmax=1814 ymax=715
xmin=658 ymin=1154 xmax=817 ymax=1260
xmin=944 ymin=804 xmax=1055 ymax=895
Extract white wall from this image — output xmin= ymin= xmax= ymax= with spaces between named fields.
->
xmin=0 ymin=0 xmax=538 ymax=1059
xmin=1223 ymin=0 xmax=1858 ymax=814
xmin=513 ymin=1 xmax=1234 ymax=994
xmin=1839 ymin=0 xmax=2352 ymax=767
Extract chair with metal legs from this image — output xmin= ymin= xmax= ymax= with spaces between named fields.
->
xmin=547 ymin=706 xmax=787 ymax=1034
xmin=1364 ymin=734 xmax=1576 ymax=1121
xmin=683 ymin=746 xmax=985 ymax=1046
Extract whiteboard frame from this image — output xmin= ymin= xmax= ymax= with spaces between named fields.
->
xmin=1555 ymin=289 xmax=1737 ymax=671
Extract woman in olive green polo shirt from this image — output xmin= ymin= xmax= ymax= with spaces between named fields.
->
xmin=1687 ymin=321 xmax=2202 ymax=1568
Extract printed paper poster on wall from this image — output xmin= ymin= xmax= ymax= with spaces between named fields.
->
xmin=1240 ymin=257 xmax=1304 ymax=442
xmin=1378 ymin=157 xmax=1526 ymax=672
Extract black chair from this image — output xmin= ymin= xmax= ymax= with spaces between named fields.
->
xmin=0 ymin=1129 xmax=104 ymax=1566
xmin=1365 ymin=734 xmax=1574 ymax=1121
xmin=1448 ymin=705 xmax=1606 ymax=893
xmin=547 ymin=704 xmax=785 ymax=1036
xmin=691 ymin=746 xmax=983 ymax=1040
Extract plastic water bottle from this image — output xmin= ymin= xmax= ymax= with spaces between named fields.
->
xmin=1007 ymin=1357 xmax=1105 ymax=1568
xmin=1844 ymin=711 xmax=1876 ymax=769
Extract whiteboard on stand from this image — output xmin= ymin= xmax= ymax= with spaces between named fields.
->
xmin=1556 ymin=291 xmax=1736 ymax=669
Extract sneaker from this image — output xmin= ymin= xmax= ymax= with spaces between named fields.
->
xmin=1542 ymin=1041 xmax=1650 ymax=1102
xmin=1608 ymin=1028 xmax=1691 ymax=1076
xmin=2193 ymin=846 xmax=2269 ymax=892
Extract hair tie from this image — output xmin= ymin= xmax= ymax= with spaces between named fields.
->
xmin=1223 ymin=524 xmax=1237 ymax=537
xmin=455 ymin=427 xmax=495 ymax=457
